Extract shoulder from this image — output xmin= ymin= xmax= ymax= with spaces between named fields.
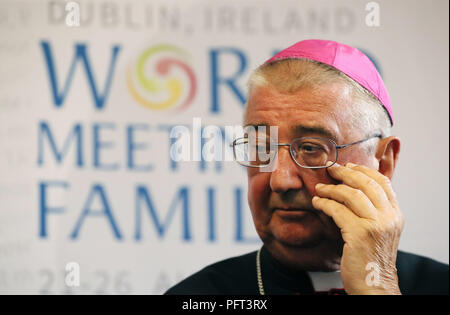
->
xmin=396 ymin=250 xmax=449 ymax=295
xmin=164 ymin=250 xmax=258 ymax=295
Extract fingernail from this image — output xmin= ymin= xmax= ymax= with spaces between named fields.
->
xmin=312 ymin=196 xmax=319 ymax=202
xmin=326 ymin=161 xmax=334 ymax=167
xmin=315 ymin=183 xmax=324 ymax=189
xmin=346 ymin=162 xmax=356 ymax=167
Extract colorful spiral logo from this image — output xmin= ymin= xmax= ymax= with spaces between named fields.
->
xmin=127 ymin=45 xmax=197 ymax=111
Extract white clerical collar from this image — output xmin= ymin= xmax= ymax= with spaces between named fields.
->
xmin=307 ymin=270 xmax=343 ymax=291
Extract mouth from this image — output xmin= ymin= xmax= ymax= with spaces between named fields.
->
xmin=273 ymin=207 xmax=316 ymax=220
xmin=273 ymin=207 xmax=313 ymax=212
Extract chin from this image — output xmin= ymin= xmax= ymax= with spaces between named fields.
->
xmin=274 ymin=225 xmax=324 ymax=248
xmin=261 ymin=222 xmax=342 ymax=271
xmin=269 ymin=213 xmax=326 ymax=248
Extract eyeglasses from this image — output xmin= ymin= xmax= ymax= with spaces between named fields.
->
xmin=231 ymin=134 xmax=382 ymax=169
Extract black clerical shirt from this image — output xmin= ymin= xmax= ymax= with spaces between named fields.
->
xmin=164 ymin=246 xmax=448 ymax=295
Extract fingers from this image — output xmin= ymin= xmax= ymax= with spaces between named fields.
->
xmin=326 ymin=162 xmax=391 ymax=211
xmin=312 ymin=196 xmax=358 ymax=231
xmin=315 ymin=183 xmax=378 ymax=219
xmin=345 ymin=164 xmax=404 ymax=230
xmin=346 ymin=163 xmax=399 ymax=208
xmin=314 ymin=162 xmax=402 ymax=234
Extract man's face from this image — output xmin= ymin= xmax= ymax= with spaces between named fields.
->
xmin=245 ymin=83 xmax=378 ymax=270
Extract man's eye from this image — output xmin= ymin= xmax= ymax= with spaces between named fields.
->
xmin=300 ymin=144 xmax=323 ymax=153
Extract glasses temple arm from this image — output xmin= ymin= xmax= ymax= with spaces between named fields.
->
xmin=336 ymin=134 xmax=382 ymax=149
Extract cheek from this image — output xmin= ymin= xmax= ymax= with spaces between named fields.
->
xmin=247 ymin=172 xmax=271 ymax=211
xmin=301 ymin=169 xmax=337 ymax=196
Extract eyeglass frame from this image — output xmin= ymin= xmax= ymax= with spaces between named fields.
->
xmin=230 ymin=134 xmax=383 ymax=169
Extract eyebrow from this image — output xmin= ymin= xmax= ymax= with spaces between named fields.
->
xmin=293 ymin=125 xmax=338 ymax=141
xmin=244 ymin=123 xmax=338 ymax=141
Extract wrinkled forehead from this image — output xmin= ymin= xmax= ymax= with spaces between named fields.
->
xmin=244 ymin=84 xmax=355 ymax=142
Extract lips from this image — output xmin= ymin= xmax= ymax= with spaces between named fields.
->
xmin=274 ymin=208 xmax=314 ymax=221
xmin=277 ymin=206 xmax=321 ymax=220
xmin=273 ymin=207 xmax=313 ymax=212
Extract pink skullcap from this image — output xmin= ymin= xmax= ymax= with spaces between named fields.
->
xmin=265 ymin=39 xmax=394 ymax=126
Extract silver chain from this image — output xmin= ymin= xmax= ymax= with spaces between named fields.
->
xmin=256 ymin=247 xmax=265 ymax=295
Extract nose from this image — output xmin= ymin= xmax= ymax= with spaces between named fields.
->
xmin=269 ymin=146 xmax=304 ymax=193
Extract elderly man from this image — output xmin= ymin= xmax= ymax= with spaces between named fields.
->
xmin=165 ymin=39 xmax=448 ymax=295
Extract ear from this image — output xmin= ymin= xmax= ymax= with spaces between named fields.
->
xmin=375 ymin=136 xmax=401 ymax=179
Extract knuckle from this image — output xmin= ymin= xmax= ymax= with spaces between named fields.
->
xmin=357 ymin=173 xmax=378 ymax=189
xmin=380 ymin=216 xmax=403 ymax=234
xmin=336 ymin=184 xmax=348 ymax=193
xmin=380 ymin=173 xmax=391 ymax=183
xmin=366 ymin=178 xmax=379 ymax=189
xmin=384 ymin=220 xmax=397 ymax=232
xmin=350 ymin=188 xmax=364 ymax=199
xmin=379 ymin=174 xmax=392 ymax=187
xmin=362 ymin=216 xmax=404 ymax=243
